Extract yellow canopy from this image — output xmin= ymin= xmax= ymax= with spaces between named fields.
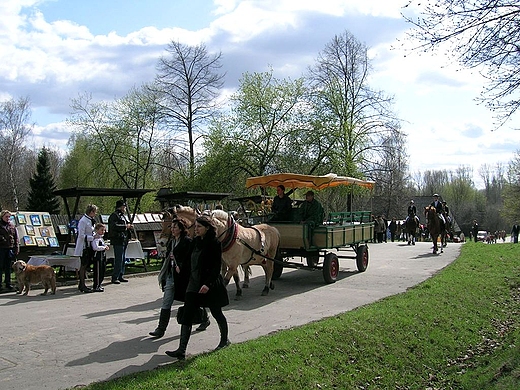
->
xmin=245 ymin=173 xmax=375 ymax=190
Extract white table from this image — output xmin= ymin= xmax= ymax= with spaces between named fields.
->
xmin=28 ymin=255 xmax=81 ymax=271
xmin=105 ymin=239 xmax=145 ymax=260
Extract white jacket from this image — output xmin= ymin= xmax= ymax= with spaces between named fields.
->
xmin=73 ymin=215 xmax=95 ymax=256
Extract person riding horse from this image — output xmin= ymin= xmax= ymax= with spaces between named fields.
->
xmin=430 ymin=194 xmax=446 ymax=226
xmin=405 ymin=200 xmax=419 ymax=224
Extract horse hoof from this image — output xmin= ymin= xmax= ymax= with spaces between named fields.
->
xmin=234 ymin=295 xmax=242 ymax=301
xmin=269 ymin=282 xmax=274 ymax=290
xmin=242 ymin=284 xmax=249 ymax=289
xmin=261 ymin=287 xmax=269 ymax=296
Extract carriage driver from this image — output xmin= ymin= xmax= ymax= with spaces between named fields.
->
xmin=431 ymin=194 xmax=446 ymax=225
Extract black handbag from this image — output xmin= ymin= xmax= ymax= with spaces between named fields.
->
xmin=176 ymin=306 xmax=207 ymax=325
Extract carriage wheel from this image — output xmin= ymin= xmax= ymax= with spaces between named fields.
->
xmin=356 ymin=245 xmax=369 ymax=272
xmin=306 ymin=252 xmax=319 ymax=268
xmin=272 ymin=251 xmax=284 ymax=280
xmin=323 ymin=252 xmax=339 ymax=284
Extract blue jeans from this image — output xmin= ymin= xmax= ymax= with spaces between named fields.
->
xmin=161 ymin=274 xmax=175 ymax=310
xmin=111 ymin=244 xmax=127 ymax=281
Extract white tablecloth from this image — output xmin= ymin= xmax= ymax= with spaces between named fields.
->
xmin=64 ymin=240 xmax=145 ymax=260
xmin=28 ymin=255 xmax=81 ymax=271
xmin=105 ymin=240 xmax=144 ymax=260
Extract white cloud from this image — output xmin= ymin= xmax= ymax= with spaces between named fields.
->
xmin=0 ymin=0 xmax=515 ymax=190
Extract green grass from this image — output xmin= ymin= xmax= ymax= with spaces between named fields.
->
xmin=82 ymin=242 xmax=520 ymax=390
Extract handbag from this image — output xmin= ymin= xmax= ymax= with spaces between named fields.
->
xmin=176 ymin=305 xmax=207 ymax=325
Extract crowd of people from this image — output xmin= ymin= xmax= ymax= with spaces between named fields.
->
xmin=4 ymin=189 xmax=517 ymax=360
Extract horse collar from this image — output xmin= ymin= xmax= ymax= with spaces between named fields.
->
xmin=220 ymin=216 xmax=238 ymax=252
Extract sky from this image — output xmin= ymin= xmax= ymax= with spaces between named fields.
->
xmin=1 ymin=0 xmax=518 ymax=189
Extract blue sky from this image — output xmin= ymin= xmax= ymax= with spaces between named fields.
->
xmin=1 ymin=0 xmax=517 ymax=188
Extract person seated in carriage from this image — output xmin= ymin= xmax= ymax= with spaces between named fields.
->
xmin=299 ymin=190 xmax=324 ymax=227
xmin=270 ymin=184 xmax=293 ymax=222
xmin=430 ymin=194 xmax=446 ymax=225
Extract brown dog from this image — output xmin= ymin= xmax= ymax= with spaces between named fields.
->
xmin=12 ymin=260 xmax=56 ymax=296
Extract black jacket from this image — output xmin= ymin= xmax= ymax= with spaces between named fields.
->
xmin=0 ymin=220 xmax=18 ymax=253
xmin=108 ymin=209 xmax=130 ymax=245
xmin=187 ymin=230 xmax=229 ymax=309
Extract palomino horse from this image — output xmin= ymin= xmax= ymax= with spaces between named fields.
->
xmin=159 ymin=205 xmax=254 ymax=299
xmin=424 ymin=205 xmax=446 ymax=254
xmin=404 ymin=213 xmax=418 ymax=245
xmin=211 ymin=209 xmax=280 ymax=296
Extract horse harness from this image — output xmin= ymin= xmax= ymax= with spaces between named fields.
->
xmin=217 ymin=215 xmax=267 ymax=265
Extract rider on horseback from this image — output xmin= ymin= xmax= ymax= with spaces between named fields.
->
xmin=431 ymin=194 xmax=446 ymax=226
xmin=405 ymin=200 xmax=419 ymax=224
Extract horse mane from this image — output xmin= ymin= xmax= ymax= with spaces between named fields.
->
xmin=211 ymin=209 xmax=230 ymax=225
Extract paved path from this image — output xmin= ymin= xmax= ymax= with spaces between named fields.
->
xmin=0 ymin=241 xmax=461 ymax=389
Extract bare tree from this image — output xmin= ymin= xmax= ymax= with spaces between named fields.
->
xmin=153 ymin=41 xmax=225 ymax=180
xmin=403 ymin=0 xmax=520 ymax=126
xmin=307 ymin=30 xmax=404 ymax=212
xmin=0 ymin=97 xmax=33 ymax=210
xmin=307 ymin=31 xmax=403 ymax=179
xmin=68 ymin=85 xmax=160 ymax=190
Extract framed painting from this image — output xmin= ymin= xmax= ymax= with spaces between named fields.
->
xmin=42 ymin=214 xmax=52 ymax=225
xmin=23 ymin=236 xmax=36 ymax=246
xmin=25 ymin=225 xmax=35 ymax=236
xmin=35 ymin=237 xmax=47 ymax=247
xmin=58 ymin=225 xmax=68 ymax=235
xmin=30 ymin=214 xmax=41 ymax=226
xmin=16 ymin=214 xmax=27 ymax=225
xmin=47 ymin=237 xmax=59 ymax=247
xmin=39 ymin=227 xmax=51 ymax=237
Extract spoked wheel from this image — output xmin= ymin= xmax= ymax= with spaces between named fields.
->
xmin=323 ymin=252 xmax=339 ymax=284
xmin=356 ymin=244 xmax=369 ymax=272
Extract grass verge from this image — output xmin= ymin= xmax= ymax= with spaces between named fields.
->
xmin=82 ymin=242 xmax=520 ymax=389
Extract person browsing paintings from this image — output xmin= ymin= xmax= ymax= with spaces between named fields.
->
xmin=74 ymin=204 xmax=97 ymax=293
xmin=149 ymin=218 xmax=209 ymax=338
xmin=108 ymin=200 xmax=133 ymax=284
xmin=270 ymin=184 xmax=293 ymax=222
xmin=166 ymin=215 xmax=230 ymax=360
xmin=91 ymin=223 xmax=109 ymax=292
xmin=0 ymin=210 xmax=19 ymax=292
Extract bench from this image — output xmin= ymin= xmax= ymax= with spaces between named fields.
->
xmin=327 ymin=211 xmax=372 ymax=224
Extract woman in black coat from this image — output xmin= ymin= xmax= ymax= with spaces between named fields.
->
xmin=149 ymin=218 xmax=194 ymax=338
xmin=166 ymin=215 xmax=229 ymax=360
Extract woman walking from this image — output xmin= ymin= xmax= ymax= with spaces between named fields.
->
xmin=165 ymin=215 xmax=229 ymax=360
xmin=149 ymin=218 xmax=203 ymax=338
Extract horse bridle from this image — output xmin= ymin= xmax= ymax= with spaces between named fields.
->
xmin=216 ymin=215 xmax=266 ymax=264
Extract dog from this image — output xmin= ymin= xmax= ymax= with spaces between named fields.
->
xmin=12 ymin=260 xmax=56 ymax=296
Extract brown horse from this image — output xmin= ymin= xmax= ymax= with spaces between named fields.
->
xmin=404 ymin=213 xmax=418 ymax=245
xmin=211 ymin=209 xmax=280 ymax=296
xmin=424 ymin=205 xmax=445 ymax=254
xmin=158 ymin=205 xmax=252 ymax=299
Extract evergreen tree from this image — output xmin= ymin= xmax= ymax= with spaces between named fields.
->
xmin=26 ymin=147 xmax=60 ymax=213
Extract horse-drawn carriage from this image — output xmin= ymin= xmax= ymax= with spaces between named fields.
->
xmin=245 ymin=173 xmax=375 ymax=284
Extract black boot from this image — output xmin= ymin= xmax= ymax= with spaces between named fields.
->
xmin=214 ymin=319 xmax=230 ymax=351
xmin=165 ymin=325 xmax=191 ymax=360
xmin=148 ymin=309 xmax=172 ymax=338
xmin=149 ymin=309 xmax=171 ymax=338
xmin=195 ymin=308 xmax=210 ymax=331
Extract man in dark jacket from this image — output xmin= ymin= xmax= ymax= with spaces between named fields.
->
xmin=108 ymin=200 xmax=133 ymax=284
xmin=271 ymin=185 xmax=293 ymax=222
